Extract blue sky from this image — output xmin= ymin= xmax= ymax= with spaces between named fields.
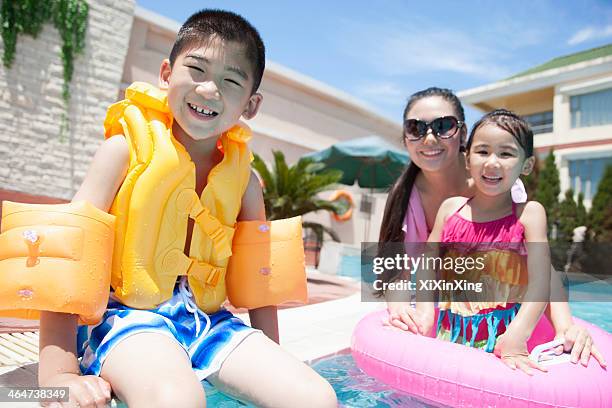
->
xmin=137 ymin=0 xmax=612 ymax=128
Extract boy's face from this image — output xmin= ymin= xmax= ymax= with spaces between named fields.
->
xmin=159 ymin=36 xmax=262 ymax=141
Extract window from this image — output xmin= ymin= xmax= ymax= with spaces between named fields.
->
xmin=570 ymin=87 xmax=612 ymax=128
xmin=523 ymin=111 xmax=553 ymax=134
xmin=568 ymin=157 xmax=612 ymax=201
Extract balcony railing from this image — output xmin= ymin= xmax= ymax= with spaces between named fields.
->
xmin=531 ymin=123 xmax=553 ymax=134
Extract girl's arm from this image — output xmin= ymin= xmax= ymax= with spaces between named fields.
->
xmin=542 ymin=253 xmax=605 ymax=366
xmin=238 ymin=172 xmax=279 ymax=343
xmin=39 ymin=135 xmax=128 ymax=404
xmin=495 ymin=201 xmax=551 ymax=374
xmin=506 ymin=201 xmax=551 ymax=337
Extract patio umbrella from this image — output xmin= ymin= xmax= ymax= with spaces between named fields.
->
xmin=303 ymin=136 xmax=409 ymax=241
xmin=303 ymin=135 xmax=409 ymax=189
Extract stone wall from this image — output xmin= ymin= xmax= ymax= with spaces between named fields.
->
xmin=0 ymin=0 xmax=135 ymax=201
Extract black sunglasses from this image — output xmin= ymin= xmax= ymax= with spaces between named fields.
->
xmin=404 ymin=116 xmax=464 ymax=141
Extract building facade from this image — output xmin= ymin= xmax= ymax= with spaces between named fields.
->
xmin=0 ymin=0 xmax=136 ymax=202
xmin=458 ymin=44 xmax=612 ymax=208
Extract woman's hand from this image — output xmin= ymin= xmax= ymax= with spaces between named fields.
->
xmin=384 ymin=302 xmax=435 ymax=335
xmin=494 ymin=332 xmax=547 ymax=375
xmin=40 ymin=372 xmax=111 ymax=408
xmin=555 ymin=324 xmax=607 ymax=368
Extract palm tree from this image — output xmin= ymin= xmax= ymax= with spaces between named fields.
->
xmin=252 ymin=150 xmax=349 ymax=242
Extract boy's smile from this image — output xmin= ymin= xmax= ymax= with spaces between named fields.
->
xmin=159 ymin=36 xmax=262 ymax=143
xmin=187 ymin=102 xmax=218 ymax=119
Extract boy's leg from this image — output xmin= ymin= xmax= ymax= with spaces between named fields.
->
xmin=99 ymin=332 xmax=205 ymax=408
xmin=208 ymin=332 xmax=337 ymax=408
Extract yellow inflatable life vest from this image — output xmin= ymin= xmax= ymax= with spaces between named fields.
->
xmin=106 ymin=82 xmax=252 ymax=313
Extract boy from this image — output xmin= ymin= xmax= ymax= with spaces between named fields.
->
xmin=37 ymin=9 xmax=337 ymax=408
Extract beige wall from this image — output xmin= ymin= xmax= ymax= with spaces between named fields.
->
xmin=480 ymin=87 xmax=554 ymax=116
xmin=0 ymin=1 xmax=136 ymax=200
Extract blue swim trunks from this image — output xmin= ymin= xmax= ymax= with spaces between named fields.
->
xmin=77 ymin=277 xmax=258 ymax=381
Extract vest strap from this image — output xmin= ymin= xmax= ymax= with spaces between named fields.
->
xmin=189 ymin=260 xmax=224 ymax=287
xmin=162 ymin=248 xmax=223 ymax=287
xmin=188 ymin=196 xmax=232 ymax=259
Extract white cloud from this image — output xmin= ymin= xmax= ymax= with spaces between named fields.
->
xmin=337 ymin=19 xmax=513 ymax=81
xmin=568 ymin=25 xmax=612 ymax=45
xmin=357 ymin=81 xmax=405 ymax=101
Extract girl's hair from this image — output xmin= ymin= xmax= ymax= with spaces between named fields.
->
xmin=466 ymin=109 xmax=534 ymax=157
xmin=378 ymin=87 xmax=465 ymax=244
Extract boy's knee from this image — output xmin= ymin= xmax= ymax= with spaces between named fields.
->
xmin=313 ymin=381 xmax=338 ymax=408
xmin=298 ymin=376 xmax=337 ymax=408
xmin=134 ymin=381 xmax=206 ymax=408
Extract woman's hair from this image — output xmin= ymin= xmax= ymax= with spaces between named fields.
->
xmin=378 ymin=87 xmax=465 ymax=244
xmin=376 ymin=88 xmax=464 ymax=296
xmin=466 ymin=109 xmax=534 ymax=157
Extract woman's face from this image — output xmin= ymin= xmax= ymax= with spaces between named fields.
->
xmin=403 ymin=96 xmax=464 ymax=173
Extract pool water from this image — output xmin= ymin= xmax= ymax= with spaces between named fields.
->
xmin=310 ymin=353 xmax=441 ymax=408
xmin=204 ymin=280 xmax=610 ymax=407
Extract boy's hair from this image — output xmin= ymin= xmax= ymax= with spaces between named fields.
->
xmin=169 ymin=9 xmax=266 ymax=93
xmin=467 ymin=109 xmax=534 ymax=157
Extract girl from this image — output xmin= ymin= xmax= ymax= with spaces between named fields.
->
xmin=414 ymin=109 xmax=550 ymax=374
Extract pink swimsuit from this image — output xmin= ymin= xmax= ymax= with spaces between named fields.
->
xmin=437 ymin=198 xmax=528 ymax=352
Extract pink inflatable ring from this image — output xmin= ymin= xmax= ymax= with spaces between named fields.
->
xmin=352 ymin=309 xmax=611 ymax=408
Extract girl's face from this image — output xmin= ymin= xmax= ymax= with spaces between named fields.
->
xmin=467 ymin=124 xmax=534 ymax=197
xmin=404 ymin=96 xmax=464 ymax=173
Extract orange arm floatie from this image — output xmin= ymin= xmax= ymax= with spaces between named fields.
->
xmin=226 ymin=216 xmax=307 ymax=309
xmin=0 ymin=201 xmax=115 ymax=324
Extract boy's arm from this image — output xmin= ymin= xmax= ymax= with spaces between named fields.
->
xmin=238 ymin=171 xmax=280 ymax=343
xmin=39 ymin=135 xmax=129 ymax=384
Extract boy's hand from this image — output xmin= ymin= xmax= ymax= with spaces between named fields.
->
xmin=40 ymin=372 xmax=111 ymax=408
xmin=555 ymin=324 xmax=607 ymax=368
xmin=494 ymin=333 xmax=547 ymax=375
xmin=385 ymin=302 xmax=434 ymax=335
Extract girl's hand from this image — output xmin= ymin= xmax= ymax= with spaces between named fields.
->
xmin=494 ymin=332 xmax=548 ymax=375
xmin=555 ymin=324 xmax=607 ymax=368
xmin=40 ymin=372 xmax=111 ymax=408
xmin=385 ymin=302 xmax=434 ymax=335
